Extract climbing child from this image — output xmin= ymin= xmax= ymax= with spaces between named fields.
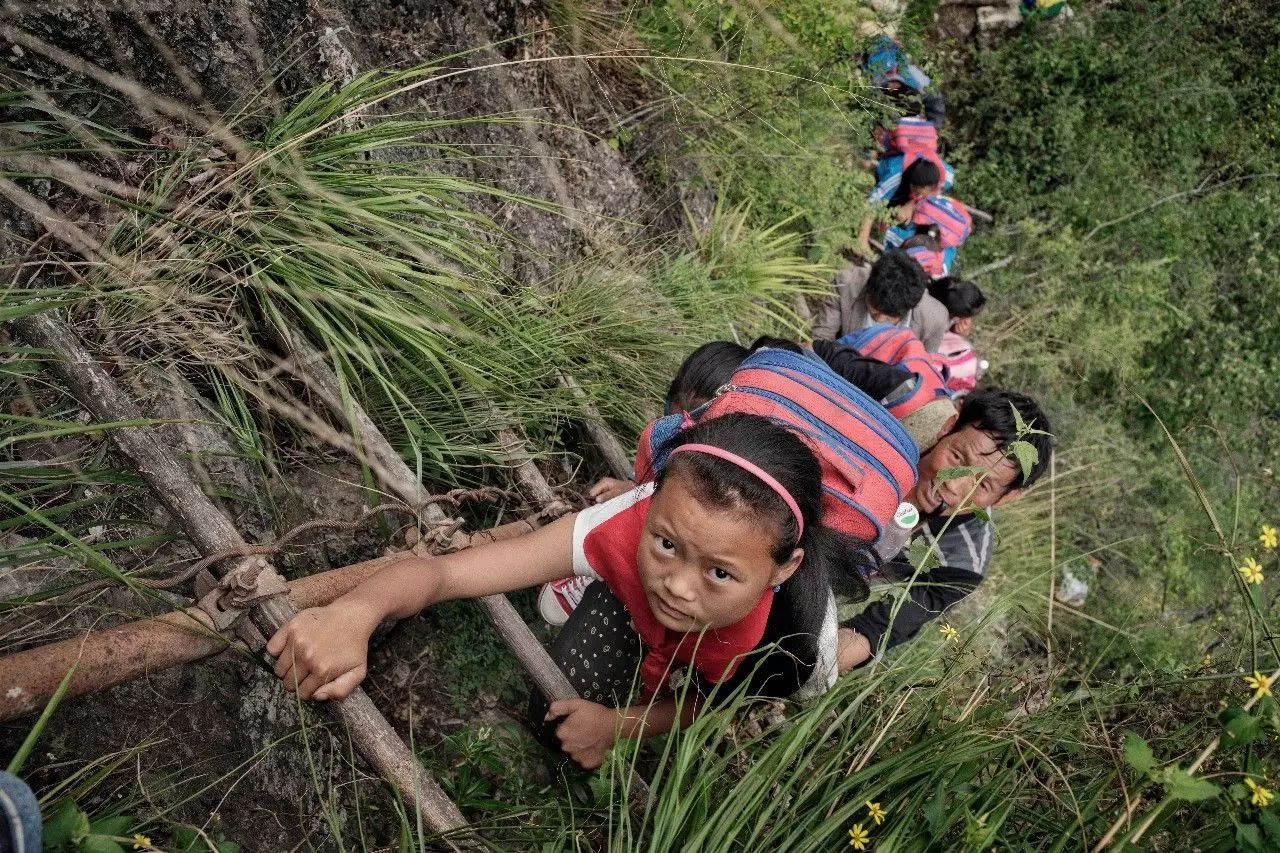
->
xmin=868 ymin=137 xmax=954 ymax=208
xmin=860 ymin=32 xmax=946 ymax=128
xmin=926 ymin=277 xmax=989 ymax=394
xmin=837 ymin=390 xmax=1053 ymax=669
xmin=857 ymin=159 xmax=944 ymax=263
xmin=267 ymin=412 xmax=869 ymax=769
xmin=588 ymin=340 xmax=748 ymax=506
xmin=812 ymin=249 xmax=949 ymax=352
xmin=926 ymin=276 xmax=985 ymax=335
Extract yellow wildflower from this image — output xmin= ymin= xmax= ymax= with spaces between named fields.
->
xmin=1244 ymin=671 xmax=1273 ymax=699
xmin=939 ymin=623 xmax=959 ymax=642
xmin=131 ymin=836 xmax=152 ymax=851
xmin=865 ymin=800 xmax=886 ymax=825
xmin=1261 ymin=525 xmax=1278 ymax=550
xmin=1245 ymin=777 xmax=1275 ymax=807
xmin=1240 ymin=557 xmax=1265 ymax=585
xmin=848 ymin=822 xmax=871 ymax=850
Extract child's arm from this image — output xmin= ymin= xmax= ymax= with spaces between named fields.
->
xmin=266 ymin=512 xmax=579 ymax=701
xmin=856 ymin=214 xmax=876 ymax=255
xmin=547 ymin=696 xmax=700 ymax=770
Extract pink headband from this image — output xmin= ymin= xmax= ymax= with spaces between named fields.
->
xmin=669 ymin=443 xmax=805 ymax=541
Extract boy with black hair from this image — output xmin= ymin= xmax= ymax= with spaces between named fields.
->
xmin=812 ymin=250 xmax=949 ymax=352
xmin=836 ymin=389 xmax=1053 ymax=669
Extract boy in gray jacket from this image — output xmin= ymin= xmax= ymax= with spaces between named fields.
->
xmin=812 ymin=250 xmax=949 ymax=352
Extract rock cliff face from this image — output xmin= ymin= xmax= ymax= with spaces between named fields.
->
xmin=2 ymin=0 xmax=660 ymax=266
xmin=0 ymin=1 xmax=1042 ymax=845
xmin=0 ymin=2 xmax=660 ymax=847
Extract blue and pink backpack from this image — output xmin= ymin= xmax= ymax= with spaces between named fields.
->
xmin=635 ymin=348 xmax=918 ymax=544
xmin=887 ymin=117 xmax=938 ymax=157
xmin=887 ymin=118 xmax=948 ymax=185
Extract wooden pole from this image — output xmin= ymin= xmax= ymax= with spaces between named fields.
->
xmin=278 ymin=330 xmax=650 ymax=808
xmin=0 ymin=519 xmax=537 ymax=723
xmin=557 ymin=373 xmax=633 ymax=481
xmin=277 ymin=329 xmax=579 ymax=701
xmin=11 ymin=311 xmax=469 ymax=838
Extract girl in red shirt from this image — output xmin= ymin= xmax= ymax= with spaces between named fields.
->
xmin=267 ymin=413 xmax=870 ymax=769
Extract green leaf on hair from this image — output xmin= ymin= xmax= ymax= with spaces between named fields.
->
xmin=1010 ymin=402 xmax=1051 ymax=437
xmin=936 ymin=465 xmax=985 ymax=483
xmin=1009 ymin=440 xmax=1039 ymax=481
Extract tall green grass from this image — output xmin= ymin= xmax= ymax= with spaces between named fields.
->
xmin=633 ymin=0 xmax=881 ymax=262
xmin=5 ymin=61 xmax=832 ymax=488
xmin=2 ymin=47 xmax=852 ymax=847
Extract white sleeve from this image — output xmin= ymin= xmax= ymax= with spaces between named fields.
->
xmin=571 ymin=482 xmax=656 ymax=579
xmin=795 ymin=591 xmax=840 ymax=700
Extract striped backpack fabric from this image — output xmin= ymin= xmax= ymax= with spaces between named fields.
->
xmin=888 ymin=117 xmax=938 ymax=159
xmin=935 ymin=331 xmax=983 ymax=394
xmin=903 ymin=241 xmax=948 ymax=279
xmin=635 ymin=348 xmax=918 ymax=544
xmin=837 ymin=324 xmax=952 ymax=417
xmin=912 ymin=195 xmax=972 ymax=249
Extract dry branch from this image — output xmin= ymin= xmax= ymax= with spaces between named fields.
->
xmin=0 ymin=521 xmax=538 ymax=723
xmin=10 ymin=310 xmax=469 ymax=838
xmin=276 ymin=329 xmax=581 ymax=701
xmin=557 ymin=372 xmax=633 ymax=481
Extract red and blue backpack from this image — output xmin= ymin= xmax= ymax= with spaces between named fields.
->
xmin=836 ymin=324 xmax=953 ymax=418
xmin=888 ymin=117 xmax=938 ymax=159
xmin=635 ymin=348 xmax=918 ymax=544
xmin=911 ymin=195 xmax=972 ymax=249
xmin=903 ymin=241 xmax=947 ymax=279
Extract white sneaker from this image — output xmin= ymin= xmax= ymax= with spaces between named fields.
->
xmin=538 ymin=576 xmax=594 ymax=627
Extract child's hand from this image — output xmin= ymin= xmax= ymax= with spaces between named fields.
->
xmin=265 ymin=602 xmax=380 ymax=701
xmin=837 ymin=627 xmax=873 ymax=673
xmin=588 ymin=477 xmax=633 ymax=504
xmin=546 ymin=698 xmax=621 ymax=769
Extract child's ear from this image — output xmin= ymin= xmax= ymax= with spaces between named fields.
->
xmin=771 ymin=548 xmax=805 ymax=587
